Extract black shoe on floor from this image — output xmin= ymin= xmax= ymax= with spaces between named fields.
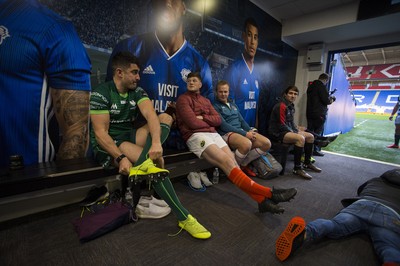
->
xmin=312 ymin=150 xmax=324 ymax=157
xmin=314 ymin=139 xmax=330 ymax=148
xmin=258 ymin=198 xmax=284 ymax=214
xmin=271 ymin=187 xmax=297 ymax=204
xmin=293 ymin=169 xmax=313 ymax=180
xmin=303 ymin=163 xmax=322 ymax=173
xmin=79 ymin=186 xmax=108 ymax=206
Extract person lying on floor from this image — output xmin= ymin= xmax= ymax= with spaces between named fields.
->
xmin=175 ymin=72 xmax=297 ymax=214
xmin=276 ymin=168 xmax=400 ymax=265
xmin=268 ymin=85 xmax=322 ymax=180
xmin=212 ymin=80 xmax=272 ymax=178
xmin=90 ymin=51 xmax=210 ymax=239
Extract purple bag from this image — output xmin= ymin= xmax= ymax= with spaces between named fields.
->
xmin=72 ymin=201 xmax=135 ymax=243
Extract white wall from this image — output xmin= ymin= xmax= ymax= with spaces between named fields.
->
xmin=294 ymin=49 xmax=326 ymax=127
xmin=282 ymin=2 xmax=359 ymax=37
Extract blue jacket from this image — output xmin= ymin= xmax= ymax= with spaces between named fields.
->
xmin=213 ymin=100 xmax=251 ymax=136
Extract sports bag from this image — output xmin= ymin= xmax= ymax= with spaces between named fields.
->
xmin=251 ymin=153 xmax=282 ymax=180
xmin=72 ymin=201 xmax=135 ymax=243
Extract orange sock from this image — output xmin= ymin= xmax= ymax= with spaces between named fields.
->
xmin=228 ymin=167 xmax=272 ymax=202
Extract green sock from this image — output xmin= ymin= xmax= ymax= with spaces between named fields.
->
xmin=133 ymin=123 xmax=190 ymax=221
xmin=131 ymin=123 xmax=170 ymax=206
xmin=152 ymin=178 xmax=189 ymax=221
xmin=134 ymin=123 xmax=170 ymax=166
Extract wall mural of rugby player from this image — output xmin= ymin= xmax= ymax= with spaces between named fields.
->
xmin=39 ymin=0 xmax=298 ymax=147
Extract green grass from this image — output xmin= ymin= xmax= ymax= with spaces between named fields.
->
xmin=323 ymin=113 xmax=400 ymax=165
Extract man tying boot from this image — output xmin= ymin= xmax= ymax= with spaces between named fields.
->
xmin=90 ymin=52 xmax=211 ymax=239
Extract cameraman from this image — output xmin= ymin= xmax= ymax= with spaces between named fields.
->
xmin=306 ymin=73 xmax=336 ymax=156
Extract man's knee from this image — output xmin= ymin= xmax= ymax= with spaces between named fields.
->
xmin=295 ymin=134 xmax=306 ymax=146
xmin=159 ymin=113 xmax=173 ymax=126
xmin=237 ymin=138 xmax=252 ymax=153
xmin=306 ymin=133 xmax=315 ymax=143
xmin=257 ymin=134 xmax=271 ymax=151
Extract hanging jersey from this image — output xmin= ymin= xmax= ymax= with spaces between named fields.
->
xmin=0 ymin=0 xmax=91 ymax=166
xmin=106 ymin=32 xmax=214 ymax=112
xmin=224 ymin=54 xmax=260 ymax=127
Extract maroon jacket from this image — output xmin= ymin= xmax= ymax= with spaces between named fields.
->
xmin=176 ymin=91 xmax=221 ymax=142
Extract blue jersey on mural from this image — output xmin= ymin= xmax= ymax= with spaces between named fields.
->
xmin=0 ymin=0 xmax=91 ymax=166
xmin=106 ymin=32 xmax=213 ymax=112
xmin=224 ymin=54 xmax=260 ymax=127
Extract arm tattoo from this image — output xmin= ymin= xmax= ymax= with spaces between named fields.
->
xmin=51 ymin=89 xmax=90 ymax=160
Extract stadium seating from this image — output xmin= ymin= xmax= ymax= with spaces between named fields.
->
xmin=347 ymin=64 xmax=400 ymax=81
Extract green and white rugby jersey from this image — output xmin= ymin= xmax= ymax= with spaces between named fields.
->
xmin=90 ymin=80 xmax=149 ymax=141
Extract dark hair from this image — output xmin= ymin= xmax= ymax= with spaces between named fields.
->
xmin=111 ymin=52 xmax=140 ymax=75
xmin=318 ymin=73 xmax=330 ymax=80
xmin=283 ymin=85 xmax=299 ymax=95
xmin=243 ymin=17 xmax=259 ymax=32
xmin=187 ymin=72 xmax=201 ymax=81
xmin=216 ymin=80 xmax=229 ymax=91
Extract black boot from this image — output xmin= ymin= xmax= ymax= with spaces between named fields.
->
xmin=304 ymin=143 xmax=314 ymax=164
xmin=258 ymin=198 xmax=284 ymax=214
xmin=271 ymin=187 xmax=297 ymax=203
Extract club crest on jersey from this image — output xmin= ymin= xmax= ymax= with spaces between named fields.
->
xmin=181 ymin=68 xmax=191 ymax=82
xmin=200 ymin=140 xmax=205 ymax=147
xmin=0 ymin=26 xmax=10 ymax=45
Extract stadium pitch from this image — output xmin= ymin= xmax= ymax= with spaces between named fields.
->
xmin=324 ymin=113 xmax=399 ymax=165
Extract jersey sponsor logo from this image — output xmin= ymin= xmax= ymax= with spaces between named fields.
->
xmin=0 ymin=26 xmax=10 ymax=45
xmin=158 ymin=83 xmax=178 ymax=98
xmin=111 ymin=103 xmax=118 ymax=110
xmin=153 ymin=99 xmax=174 ymax=113
xmin=91 ymin=101 xmax=105 ymax=108
xmin=180 ymin=68 xmax=191 ymax=82
xmin=243 ymin=79 xmax=248 ymax=85
xmin=143 ymin=65 xmax=155 ymax=74
xmin=92 ymin=92 xmax=108 ymax=103
xmin=249 ymin=91 xmax=255 ymax=100
xmin=244 ymin=101 xmax=257 ymax=109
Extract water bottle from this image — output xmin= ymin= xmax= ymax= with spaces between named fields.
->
xmin=212 ymin=168 xmax=219 ymax=184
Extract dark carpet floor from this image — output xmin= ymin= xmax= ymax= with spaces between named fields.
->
xmin=0 ymin=152 xmax=398 ymax=266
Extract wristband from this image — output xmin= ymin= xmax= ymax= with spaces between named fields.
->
xmin=115 ymin=154 xmax=126 ymax=164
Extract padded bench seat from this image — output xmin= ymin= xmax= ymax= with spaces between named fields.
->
xmin=0 ymin=149 xmax=212 ymax=222
xmin=0 ymin=149 xmax=212 ymax=199
xmin=0 ymin=158 xmax=111 ymax=198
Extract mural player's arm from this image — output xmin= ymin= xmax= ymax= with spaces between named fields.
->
xmin=51 ymin=89 xmax=90 ymax=160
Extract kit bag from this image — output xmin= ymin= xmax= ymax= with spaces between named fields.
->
xmin=251 ymin=153 xmax=282 ymax=179
xmin=72 ymin=201 xmax=134 ymax=243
